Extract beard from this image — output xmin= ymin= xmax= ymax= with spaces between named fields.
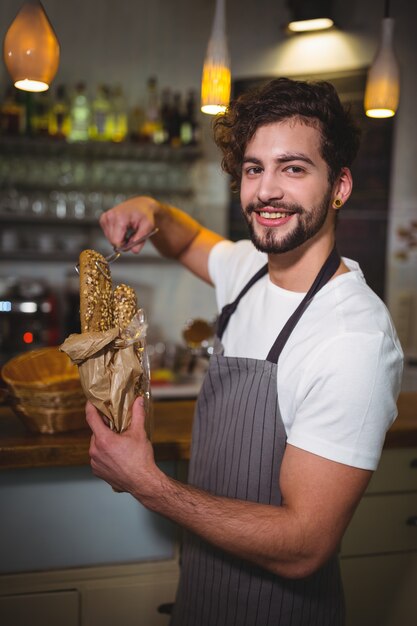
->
xmin=242 ymin=187 xmax=333 ymax=254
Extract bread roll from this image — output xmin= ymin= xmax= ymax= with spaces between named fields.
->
xmin=79 ymin=249 xmax=113 ymax=332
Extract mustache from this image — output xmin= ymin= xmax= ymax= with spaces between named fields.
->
xmin=245 ymin=200 xmax=303 ymax=215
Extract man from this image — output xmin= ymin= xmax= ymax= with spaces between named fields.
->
xmin=86 ymin=78 xmax=403 ymax=625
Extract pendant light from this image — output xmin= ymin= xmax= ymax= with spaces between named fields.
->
xmin=364 ymin=0 xmax=400 ymax=119
xmin=287 ymin=0 xmax=334 ymax=33
xmin=201 ymin=0 xmax=231 ymax=115
xmin=3 ymin=1 xmax=60 ymax=93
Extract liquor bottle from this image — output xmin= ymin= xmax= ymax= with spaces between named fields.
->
xmin=160 ymin=87 xmax=173 ymax=144
xmin=0 ymin=86 xmax=26 ymax=135
xmin=89 ymin=85 xmax=112 ymax=141
xmin=31 ymin=91 xmax=50 ymax=136
xmin=182 ymin=89 xmax=200 ymax=145
xmin=129 ymin=104 xmax=145 ymax=142
xmin=110 ymin=85 xmax=128 ymax=143
xmin=169 ymin=92 xmax=183 ymax=147
xmin=68 ymin=82 xmax=91 ymax=142
xmin=48 ymin=84 xmax=70 ymax=139
xmin=140 ymin=76 xmax=163 ymax=144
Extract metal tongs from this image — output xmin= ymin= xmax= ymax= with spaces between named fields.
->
xmin=75 ymin=227 xmax=159 ymax=277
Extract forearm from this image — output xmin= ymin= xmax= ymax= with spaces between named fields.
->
xmin=87 ymin=403 xmax=368 ymax=581
xmin=151 ymin=201 xmax=202 ymax=260
xmin=138 ymin=472 xmax=323 ymax=579
xmin=100 ymin=196 xmax=223 ymax=283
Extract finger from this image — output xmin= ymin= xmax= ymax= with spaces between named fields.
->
xmin=128 ymin=396 xmax=147 ymax=434
xmin=89 ymin=432 xmax=96 ymax=458
xmin=100 ymin=207 xmax=131 ymax=248
xmin=110 ymin=213 xmax=133 ymax=248
xmin=129 ymin=242 xmax=145 ymax=255
xmin=85 ymin=401 xmax=110 ymax=436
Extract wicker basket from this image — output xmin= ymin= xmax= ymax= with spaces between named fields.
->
xmin=2 ymin=347 xmax=80 ymax=393
xmin=10 ymin=400 xmax=87 ymax=434
xmin=2 ymin=347 xmax=87 ymax=434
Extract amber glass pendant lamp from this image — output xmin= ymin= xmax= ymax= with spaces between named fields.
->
xmin=3 ymin=0 xmax=60 ymax=93
xmin=364 ymin=0 xmax=400 ymax=118
xmin=201 ymin=0 xmax=231 ymax=115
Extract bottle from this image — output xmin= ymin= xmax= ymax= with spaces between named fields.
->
xmin=68 ymin=82 xmax=91 ymax=142
xmin=140 ymin=76 xmax=163 ymax=144
xmin=89 ymin=85 xmax=112 ymax=141
xmin=182 ymin=89 xmax=199 ymax=145
xmin=48 ymin=84 xmax=70 ymax=139
xmin=110 ymin=85 xmax=128 ymax=143
xmin=129 ymin=104 xmax=145 ymax=142
xmin=169 ymin=92 xmax=183 ymax=147
xmin=31 ymin=91 xmax=51 ymax=136
xmin=0 ymin=86 xmax=26 ymax=135
xmin=160 ymin=87 xmax=173 ymax=144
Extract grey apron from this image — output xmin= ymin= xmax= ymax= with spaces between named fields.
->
xmin=170 ymin=246 xmax=345 ymax=626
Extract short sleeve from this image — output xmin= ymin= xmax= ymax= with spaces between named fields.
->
xmin=287 ymin=331 xmax=403 ymax=470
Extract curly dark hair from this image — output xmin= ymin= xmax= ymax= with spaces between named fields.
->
xmin=213 ymin=77 xmax=361 ymax=191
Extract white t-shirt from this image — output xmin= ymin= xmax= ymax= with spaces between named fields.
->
xmin=208 ymin=239 xmax=404 ymax=471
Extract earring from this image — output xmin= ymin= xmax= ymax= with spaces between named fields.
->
xmin=333 ymin=197 xmax=343 ymax=209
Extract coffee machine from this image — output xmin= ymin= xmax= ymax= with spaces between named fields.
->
xmin=0 ymin=278 xmax=60 ymax=367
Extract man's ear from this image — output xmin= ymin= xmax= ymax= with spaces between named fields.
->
xmin=332 ymin=167 xmax=353 ymax=209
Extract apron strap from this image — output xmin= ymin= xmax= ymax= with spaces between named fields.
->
xmin=266 ymin=245 xmax=341 ymax=363
xmin=216 ymin=263 xmax=269 ymax=340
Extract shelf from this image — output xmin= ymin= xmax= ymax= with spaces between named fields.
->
xmin=0 ymin=184 xmax=194 ymax=197
xmin=0 ymin=136 xmax=202 ymax=162
xmin=0 ymin=251 xmax=169 ymax=263
xmin=0 ymin=213 xmax=99 ymax=226
xmin=0 ymin=138 xmax=200 ymax=263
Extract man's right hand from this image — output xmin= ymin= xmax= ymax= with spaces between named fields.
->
xmin=99 ymin=195 xmax=225 ymax=284
xmin=99 ymin=195 xmax=159 ymax=254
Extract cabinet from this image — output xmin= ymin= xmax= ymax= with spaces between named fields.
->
xmin=0 ymin=560 xmax=178 ymax=626
xmin=0 ymin=136 xmax=201 ymax=262
xmin=340 ymin=447 xmax=417 ymax=626
xmin=0 ymin=590 xmax=79 ymax=626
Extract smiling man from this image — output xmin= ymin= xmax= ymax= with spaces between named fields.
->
xmin=242 ymin=123 xmax=335 ymax=253
xmin=87 ymin=78 xmax=403 ymax=625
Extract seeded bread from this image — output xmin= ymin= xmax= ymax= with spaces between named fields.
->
xmin=79 ymin=250 xmax=113 ymax=332
xmin=112 ymin=284 xmax=138 ymax=330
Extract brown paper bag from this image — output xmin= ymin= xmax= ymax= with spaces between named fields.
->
xmin=60 ymin=309 xmax=152 ymax=438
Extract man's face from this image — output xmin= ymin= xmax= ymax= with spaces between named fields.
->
xmin=240 ymin=119 xmax=334 ymax=255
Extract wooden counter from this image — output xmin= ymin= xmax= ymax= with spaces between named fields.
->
xmin=1 ymin=392 xmax=416 ymax=470
xmin=0 ymin=399 xmax=196 ymax=470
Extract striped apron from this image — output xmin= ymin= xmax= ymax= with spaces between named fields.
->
xmin=170 ymin=246 xmax=345 ymax=626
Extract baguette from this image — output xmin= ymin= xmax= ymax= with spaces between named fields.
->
xmin=112 ymin=284 xmax=138 ymax=330
xmin=79 ymin=249 xmax=113 ymax=332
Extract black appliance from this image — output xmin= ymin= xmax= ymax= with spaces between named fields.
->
xmin=0 ymin=278 xmax=60 ymax=367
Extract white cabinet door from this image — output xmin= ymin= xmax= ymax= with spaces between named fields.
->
xmin=367 ymin=447 xmax=417 ymax=494
xmin=82 ymin=579 xmax=177 ymax=626
xmin=0 ymin=589 xmax=79 ymax=626
xmin=341 ymin=551 xmax=417 ymax=626
xmin=341 ymin=492 xmax=417 ymax=556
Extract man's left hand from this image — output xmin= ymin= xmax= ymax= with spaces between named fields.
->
xmin=86 ymin=397 xmax=163 ymax=497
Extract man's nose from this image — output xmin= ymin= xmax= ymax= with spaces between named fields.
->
xmin=256 ymin=172 xmax=284 ymax=204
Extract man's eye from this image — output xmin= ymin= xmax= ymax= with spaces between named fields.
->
xmin=245 ymin=166 xmax=262 ymax=175
xmin=286 ymin=165 xmax=304 ymax=174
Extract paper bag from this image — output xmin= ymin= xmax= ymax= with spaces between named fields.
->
xmin=60 ymin=309 xmax=152 ymax=438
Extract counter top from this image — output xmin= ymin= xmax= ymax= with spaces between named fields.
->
xmin=1 ymin=392 xmax=417 ymax=470
xmin=0 ymin=399 xmax=196 ymax=470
